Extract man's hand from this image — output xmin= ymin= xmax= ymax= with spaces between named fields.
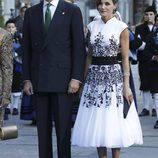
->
xmin=68 ymin=79 xmax=80 ymax=94
xmin=23 ymin=81 xmax=33 ymax=95
xmin=152 ymin=55 xmax=158 ymax=62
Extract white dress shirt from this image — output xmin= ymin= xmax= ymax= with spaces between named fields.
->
xmin=43 ymin=0 xmax=59 ymax=23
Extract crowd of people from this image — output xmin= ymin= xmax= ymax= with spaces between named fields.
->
xmin=1 ymin=0 xmax=158 ymax=158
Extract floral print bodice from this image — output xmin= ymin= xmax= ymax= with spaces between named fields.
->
xmin=82 ymin=17 xmax=128 ymax=108
xmin=88 ymin=17 xmax=127 ymax=57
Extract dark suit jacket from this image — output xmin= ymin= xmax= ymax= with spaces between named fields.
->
xmin=144 ymin=31 xmax=158 ymax=70
xmin=135 ymin=22 xmax=154 ymax=62
xmin=22 ymin=0 xmax=85 ymax=92
xmin=135 ymin=22 xmax=152 ymax=42
xmin=135 ymin=22 xmax=155 ymax=90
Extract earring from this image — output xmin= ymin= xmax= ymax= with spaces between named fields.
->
xmin=113 ymin=9 xmax=116 ymax=14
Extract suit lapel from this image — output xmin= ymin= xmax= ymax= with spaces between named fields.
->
xmin=36 ymin=2 xmax=46 ymax=39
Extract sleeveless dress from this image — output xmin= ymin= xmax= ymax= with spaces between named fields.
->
xmin=71 ymin=17 xmax=143 ymax=148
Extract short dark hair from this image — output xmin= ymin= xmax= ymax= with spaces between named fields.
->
xmin=144 ymin=6 xmax=157 ymax=14
xmin=96 ymin=0 xmax=118 ymax=8
xmin=5 ymin=19 xmax=16 ymax=27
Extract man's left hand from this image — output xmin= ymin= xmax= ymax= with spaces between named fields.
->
xmin=68 ymin=79 xmax=80 ymax=94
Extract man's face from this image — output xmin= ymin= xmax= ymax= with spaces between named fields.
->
xmin=145 ymin=11 xmax=155 ymax=24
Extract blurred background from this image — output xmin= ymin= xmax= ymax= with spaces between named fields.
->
xmin=0 ymin=0 xmax=158 ymax=28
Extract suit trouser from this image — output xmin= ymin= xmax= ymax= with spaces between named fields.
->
xmin=34 ymin=92 xmax=73 ymax=158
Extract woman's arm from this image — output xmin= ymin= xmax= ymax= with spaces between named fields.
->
xmin=120 ymin=28 xmax=133 ymax=103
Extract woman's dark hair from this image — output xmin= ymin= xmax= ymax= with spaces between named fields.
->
xmin=96 ymin=0 xmax=118 ymax=8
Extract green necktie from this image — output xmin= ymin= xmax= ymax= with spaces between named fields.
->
xmin=45 ymin=3 xmax=51 ymax=32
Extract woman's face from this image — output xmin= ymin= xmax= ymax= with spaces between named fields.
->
xmin=97 ymin=0 xmax=116 ymax=20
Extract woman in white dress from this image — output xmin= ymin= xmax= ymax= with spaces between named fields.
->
xmin=71 ymin=0 xmax=143 ymax=158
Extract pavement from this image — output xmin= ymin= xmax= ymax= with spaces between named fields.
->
xmin=0 ymin=64 xmax=158 ymax=158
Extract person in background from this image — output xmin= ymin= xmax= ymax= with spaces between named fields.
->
xmin=143 ymin=14 xmax=158 ymax=128
xmin=22 ymin=0 xmax=85 ymax=158
xmin=14 ymin=6 xmax=27 ymax=33
xmin=5 ymin=19 xmax=23 ymax=115
xmin=0 ymin=27 xmax=13 ymax=126
xmin=72 ymin=1 xmax=143 ymax=158
xmin=135 ymin=6 xmax=157 ymax=117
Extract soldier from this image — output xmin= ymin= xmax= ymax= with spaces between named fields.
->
xmin=135 ymin=6 xmax=157 ymax=116
xmin=143 ymin=14 xmax=158 ymax=128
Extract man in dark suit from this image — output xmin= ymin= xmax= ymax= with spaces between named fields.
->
xmin=143 ymin=14 xmax=158 ymax=128
xmin=135 ymin=6 xmax=157 ymax=117
xmin=22 ymin=0 xmax=85 ymax=158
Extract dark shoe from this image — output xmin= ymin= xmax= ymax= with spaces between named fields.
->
xmin=152 ymin=109 xmax=157 ymax=117
xmin=139 ymin=108 xmax=149 ymax=116
xmin=154 ymin=120 xmax=158 ymax=129
xmin=5 ymin=108 xmax=11 ymax=114
xmin=30 ymin=119 xmax=36 ymax=126
xmin=12 ymin=108 xmax=19 ymax=115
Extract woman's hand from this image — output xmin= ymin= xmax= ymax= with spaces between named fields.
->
xmin=123 ymin=85 xmax=133 ymax=105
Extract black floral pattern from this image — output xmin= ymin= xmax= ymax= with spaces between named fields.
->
xmin=82 ymin=32 xmax=123 ymax=108
xmin=91 ymin=32 xmax=120 ymax=57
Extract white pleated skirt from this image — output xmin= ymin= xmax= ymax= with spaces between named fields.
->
xmin=71 ymin=91 xmax=143 ymax=148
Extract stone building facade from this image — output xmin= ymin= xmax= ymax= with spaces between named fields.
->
xmin=2 ymin=0 xmax=156 ymax=25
